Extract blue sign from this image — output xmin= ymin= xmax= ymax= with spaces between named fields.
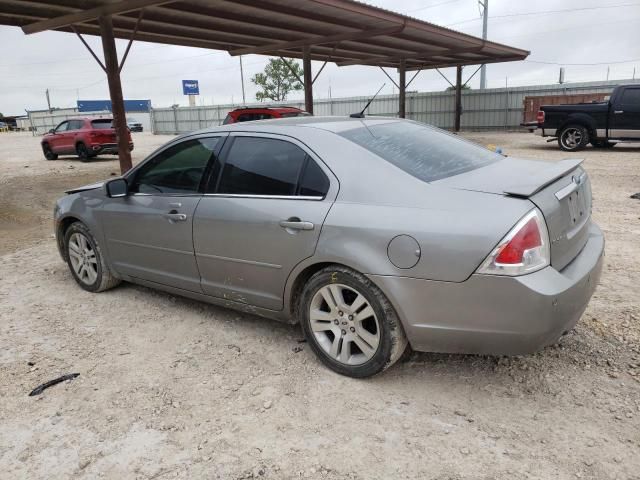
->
xmin=77 ymin=99 xmax=151 ymax=113
xmin=182 ymin=80 xmax=199 ymax=96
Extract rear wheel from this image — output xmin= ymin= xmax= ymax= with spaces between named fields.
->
xmin=299 ymin=266 xmax=408 ymax=378
xmin=76 ymin=142 xmax=93 ymax=162
xmin=42 ymin=143 xmax=57 ymax=160
xmin=558 ymin=125 xmax=589 ymax=151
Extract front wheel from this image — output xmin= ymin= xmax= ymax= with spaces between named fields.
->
xmin=64 ymin=222 xmax=121 ymax=293
xmin=558 ymin=125 xmax=589 ymax=151
xmin=42 ymin=143 xmax=57 ymax=160
xmin=299 ymin=266 xmax=408 ymax=378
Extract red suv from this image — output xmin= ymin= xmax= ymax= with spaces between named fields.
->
xmin=222 ymin=106 xmax=310 ymax=125
xmin=41 ymin=117 xmax=134 ymax=162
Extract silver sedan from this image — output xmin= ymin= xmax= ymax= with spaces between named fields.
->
xmin=54 ymin=117 xmax=604 ymax=377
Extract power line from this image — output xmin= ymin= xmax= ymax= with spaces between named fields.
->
xmin=446 ymin=2 xmax=640 ymax=26
xmin=406 ymin=0 xmax=462 ymax=13
xmin=524 ymin=58 xmax=640 ymax=66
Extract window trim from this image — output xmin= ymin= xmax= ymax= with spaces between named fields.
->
xmin=123 ymin=133 xmax=228 ymax=197
xmin=205 ymin=132 xmax=332 ymax=201
xmin=54 ymin=121 xmax=69 ymax=133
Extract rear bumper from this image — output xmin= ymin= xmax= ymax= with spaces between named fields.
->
xmin=369 ymin=222 xmax=605 ymax=355
xmin=90 ymin=142 xmax=134 ymax=154
xmin=129 ymin=126 xmax=143 ymax=132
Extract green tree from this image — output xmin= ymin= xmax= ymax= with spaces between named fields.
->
xmin=251 ymin=58 xmax=303 ymax=102
xmin=446 ymin=84 xmax=472 ymax=91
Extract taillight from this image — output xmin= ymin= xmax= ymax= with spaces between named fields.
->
xmin=477 ymin=209 xmax=550 ymax=276
xmin=536 ymin=110 xmax=545 ymax=124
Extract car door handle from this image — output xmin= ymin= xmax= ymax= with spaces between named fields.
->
xmin=279 ymin=219 xmax=314 ymax=231
xmin=614 ymin=110 xmax=624 ymax=114
xmin=163 ymin=213 xmax=187 ymax=222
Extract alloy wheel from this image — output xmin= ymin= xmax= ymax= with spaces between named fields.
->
xmin=561 ymin=127 xmax=583 ymax=150
xmin=309 ymin=283 xmax=380 ymax=366
xmin=67 ymin=232 xmax=98 ymax=285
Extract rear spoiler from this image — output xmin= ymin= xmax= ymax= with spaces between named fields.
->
xmin=504 ymin=158 xmax=583 ymax=197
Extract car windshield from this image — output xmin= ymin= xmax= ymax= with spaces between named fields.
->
xmin=91 ymin=119 xmax=113 ymax=129
xmin=128 ymin=118 xmax=138 ymax=123
xmin=339 ymin=121 xmax=501 ymax=182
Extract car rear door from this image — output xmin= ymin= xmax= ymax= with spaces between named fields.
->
xmin=193 ymin=133 xmax=338 ymax=310
xmin=99 ymin=134 xmax=226 ymax=292
xmin=610 ymin=86 xmax=640 ymax=139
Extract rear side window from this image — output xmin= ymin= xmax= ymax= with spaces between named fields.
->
xmin=222 ymin=114 xmax=233 ymax=125
xmin=216 ymin=137 xmax=306 ymax=196
xmin=619 ymin=88 xmax=640 ymax=105
xmin=339 ymin=121 xmax=501 ymax=182
xmin=91 ymin=119 xmax=113 ymax=129
xmin=299 ymin=159 xmax=329 ymax=197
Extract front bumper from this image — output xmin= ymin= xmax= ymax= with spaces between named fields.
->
xmin=369 ymin=222 xmax=605 ymax=355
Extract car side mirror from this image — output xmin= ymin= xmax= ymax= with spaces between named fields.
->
xmin=48 ymin=129 xmax=55 ymax=134
xmin=105 ymin=178 xmax=129 ymax=198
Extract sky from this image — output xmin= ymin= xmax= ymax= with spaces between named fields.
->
xmin=0 ymin=0 xmax=639 ymax=116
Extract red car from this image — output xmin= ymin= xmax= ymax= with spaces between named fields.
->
xmin=222 ymin=106 xmax=310 ymax=124
xmin=41 ymin=117 xmax=133 ymax=162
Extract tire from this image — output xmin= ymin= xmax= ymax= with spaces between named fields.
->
xmin=299 ymin=266 xmax=408 ymax=378
xmin=76 ymin=142 xmax=93 ymax=162
xmin=591 ymin=140 xmax=616 ymax=149
xmin=42 ymin=143 xmax=57 ymax=160
xmin=558 ymin=125 xmax=589 ymax=151
xmin=64 ymin=222 xmax=121 ymax=293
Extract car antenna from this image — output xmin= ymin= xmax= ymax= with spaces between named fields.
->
xmin=350 ymin=83 xmax=386 ymax=118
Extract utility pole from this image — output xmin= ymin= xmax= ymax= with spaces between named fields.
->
xmin=606 ymin=66 xmax=610 ymax=81
xmin=45 ymin=88 xmax=51 ymax=111
xmin=479 ymin=0 xmax=488 ymax=89
xmin=239 ymin=55 xmax=246 ymax=104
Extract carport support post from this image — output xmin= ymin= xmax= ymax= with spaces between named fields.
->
xmin=454 ymin=65 xmax=463 ymax=132
xmin=303 ymin=45 xmax=314 ymax=115
xmin=99 ymin=14 xmax=132 ymax=174
xmin=398 ymin=58 xmax=406 ymax=118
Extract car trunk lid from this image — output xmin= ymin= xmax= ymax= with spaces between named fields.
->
xmin=435 ymin=157 xmax=592 ymax=271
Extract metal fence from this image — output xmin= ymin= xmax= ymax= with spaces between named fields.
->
xmin=150 ymin=78 xmax=640 ymax=134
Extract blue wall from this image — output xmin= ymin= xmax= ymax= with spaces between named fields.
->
xmin=77 ymin=99 xmax=151 ymax=113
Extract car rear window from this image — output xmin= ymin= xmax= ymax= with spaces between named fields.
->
xmin=279 ymin=111 xmax=310 ymax=118
xmin=339 ymin=121 xmax=501 ymax=182
xmin=91 ymin=119 xmax=113 ymax=129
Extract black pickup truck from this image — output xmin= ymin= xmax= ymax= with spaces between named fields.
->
xmin=532 ymin=84 xmax=640 ymax=151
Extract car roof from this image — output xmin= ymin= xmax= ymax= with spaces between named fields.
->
xmin=65 ymin=117 xmax=113 ymax=121
xmin=207 ymin=115 xmax=403 ymax=133
xmin=229 ymin=106 xmax=304 ymax=113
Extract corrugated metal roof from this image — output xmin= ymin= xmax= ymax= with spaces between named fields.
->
xmin=0 ymin=0 xmax=528 ymax=70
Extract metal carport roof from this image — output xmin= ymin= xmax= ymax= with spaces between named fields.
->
xmin=0 ymin=0 xmax=529 ymax=172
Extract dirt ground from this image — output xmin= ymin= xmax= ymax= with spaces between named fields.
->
xmin=1 ymin=130 xmax=639 ymax=479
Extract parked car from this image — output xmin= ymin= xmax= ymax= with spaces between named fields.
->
xmin=222 ymin=106 xmax=310 ymax=124
xmin=127 ymin=117 xmax=143 ymax=132
xmin=532 ymin=84 xmax=640 ymax=151
xmin=41 ymin=117 xmax=134 ymax=161
xmin=53 ymin=117 xmax=604 ymax=377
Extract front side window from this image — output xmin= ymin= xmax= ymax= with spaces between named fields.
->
xmin=55 ymin=121 xmax=69 ymax=133
xmin=131 ymin=137 xmax=220 ymax=194
xmin=216 ymin=137 xmax=307 ymax=196
xmin=339 ymin=121 xmax=501 ymax=182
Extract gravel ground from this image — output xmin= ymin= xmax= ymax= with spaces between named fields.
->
xmin=0 ymin=130 xmax=639 ymax=479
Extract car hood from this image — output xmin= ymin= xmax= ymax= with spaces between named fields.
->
xmin=65 ymin=181 xmax=104 ymax=194
xmin=434 ymin=157 xmax=583 ymax=198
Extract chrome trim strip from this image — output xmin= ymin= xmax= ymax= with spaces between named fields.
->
xmin=596 ymin=129 xmax=607 ymax=137
xmin=108 ymin=238 xmax=194 ymax=256
xmin=609 ymin=129 xmax=640 ymax=138
xmin=195 ymin=252 xmax=282 ymax=269
xmin=202 ymin=194 xmax=323 ymax=200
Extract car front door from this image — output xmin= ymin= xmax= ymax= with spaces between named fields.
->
xmin=193 ymin=133 xmax=337 ymax=310
xmin=610 ymin=87 xmax=640 ymax=139
xmin=99 ymin=135 xmax=226 ymax=292
xmin=50 ymin=121 xmax=70 ymax=153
